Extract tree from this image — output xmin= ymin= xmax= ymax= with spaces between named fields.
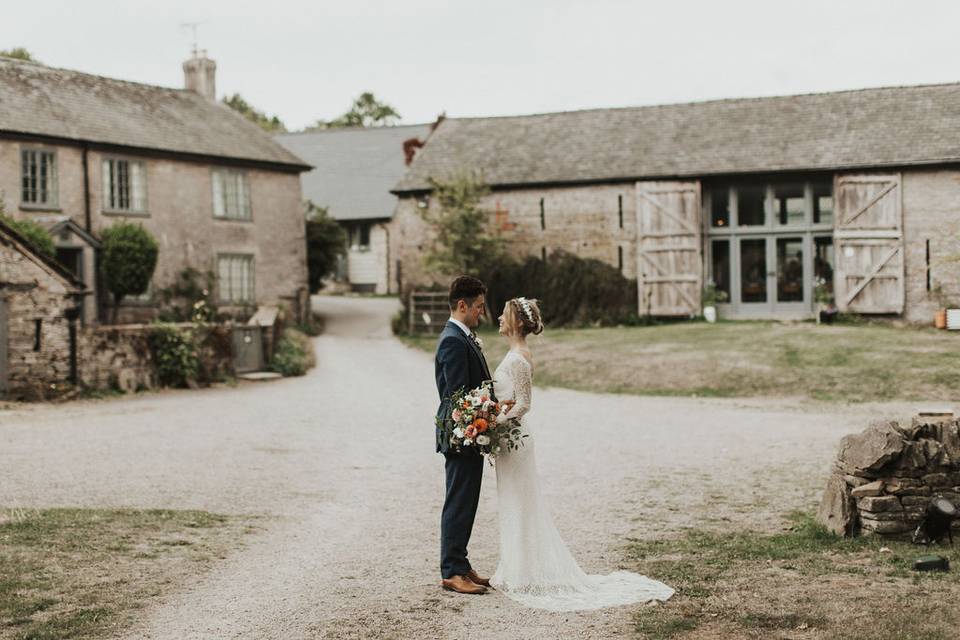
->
xmin=309 ymin=92 xmax=400 ymax=130
xmin=101 ymin=222 xmax=159 ymax=322
xmin=0 ymin=196 xmax=55 ymax=258
xmin=222 ymin=93 xmax=287 ymax=133
xmin=0 ymin=47 xmax=37 ymax=62
xmin=418 ymin=171 xmax=506 ymax=277
xmin=305 ymin=201 xmax=347 ymax=292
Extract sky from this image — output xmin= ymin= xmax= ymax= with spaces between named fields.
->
xmin=3 ymin=1 xmax=960 ymax=131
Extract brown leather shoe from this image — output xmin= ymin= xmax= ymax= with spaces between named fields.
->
xmin=441 ymin=575 xmax=487 ymax=594
xmin=466 ymin=569 xmax=491 ymax=587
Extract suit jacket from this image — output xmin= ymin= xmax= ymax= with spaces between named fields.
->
xmin=434 ymin=320 xmax=492 ymax=454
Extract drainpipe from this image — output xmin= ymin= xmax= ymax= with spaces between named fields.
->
xmin=64 ymin=301 xmax=82 ymax=385
xmin=81 ymin=143 xmax=91 ymax=232
xmin=378 ymin=222 xmax=391 ymax=294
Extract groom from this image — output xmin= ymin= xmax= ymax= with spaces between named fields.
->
xmin=435 ymin=275 xmax=494 ymax=594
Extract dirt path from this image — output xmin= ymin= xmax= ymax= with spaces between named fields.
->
xmin=0 ymin=296 xmax=933 ymax=639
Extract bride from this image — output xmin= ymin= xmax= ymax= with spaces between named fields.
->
xmin=489 ymin=297 xmax=674 ymax=611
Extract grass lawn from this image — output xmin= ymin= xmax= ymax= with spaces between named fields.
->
xmin=0 ymin=508 xmax=250 ymax=639
xmin=401 ymin=321 xmax=960 ymax=402
xmin=628 ymin=513 xmax=960 ymax=640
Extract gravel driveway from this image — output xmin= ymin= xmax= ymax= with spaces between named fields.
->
xmin=0 ymin=296 xmax=929 ymax=639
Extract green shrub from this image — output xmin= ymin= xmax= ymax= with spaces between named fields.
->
xmin=101 ymin=222 xmax=159 ymax=320
xmin=148 ymin=323 xmax=200 ymax=387
xmin=1 ymin=214 xmax=55 ymax=258
xmin=156 ymin=267 xmax=218 ymax=323
xmin=484 ymin=251 xmax=638 ymax=327
xmin=270 ymin=329 xmax=315 ymax=376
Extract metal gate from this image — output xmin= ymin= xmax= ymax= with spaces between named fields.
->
xmin=232 ymin=325 xmax=263 ymax=373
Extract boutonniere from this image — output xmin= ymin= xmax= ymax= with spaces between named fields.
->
xmin=471 ymin=334 xmax=484 ymax=351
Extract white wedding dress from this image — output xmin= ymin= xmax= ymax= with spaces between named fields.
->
xmin=489 ymin=350 xmax=674 ymax=611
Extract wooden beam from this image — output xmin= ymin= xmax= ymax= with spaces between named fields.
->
xmin=843 ymin=246 xmax=900 ymax=306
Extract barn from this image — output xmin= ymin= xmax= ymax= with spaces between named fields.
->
xmin=391 ymin=83 xmax=960 ymax=322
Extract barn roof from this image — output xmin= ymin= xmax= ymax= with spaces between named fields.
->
xmin=394 ymin=82 xmax=960 ymax=192
xmin=275 ymin=124 xmax=432 ymax=221
xmin=0 ymin=57 xmax=309 ymax=172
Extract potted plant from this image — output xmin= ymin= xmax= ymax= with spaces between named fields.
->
xmin=931 ymin=284 xmax=948 ymax=329
xmin=702 ymin=280 xmax=728 ymax=323
xmin=814 ymin=277 xmax=838 ymax=325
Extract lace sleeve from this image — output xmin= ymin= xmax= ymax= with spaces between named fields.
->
xmin=499 ymin=356 xmax=532 ymax=422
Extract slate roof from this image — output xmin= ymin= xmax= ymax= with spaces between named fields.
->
xmin=0 ymin=57 xmax=309 ymax=171
xmin=275 ymin=124 xmax=431 ymax=221
xmin=393 ymin=82 xmax=960 ymax=193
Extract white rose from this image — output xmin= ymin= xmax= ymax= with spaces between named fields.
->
xmin=453 ymin=427 xmax=464 ymax=438
xmin=463 ymin=438 xmax=473 ymax=446
xmin=476 ymin=435 xmax=490 ymax=446
xmin=471 ymin=397 xmax=482 ymax=407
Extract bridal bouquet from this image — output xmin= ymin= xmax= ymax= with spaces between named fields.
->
xmin=439 ymin=382 xmax=526 ymax=461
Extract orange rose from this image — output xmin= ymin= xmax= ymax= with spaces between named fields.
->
xmin=473 ymin=418 xmax=488 ymax=433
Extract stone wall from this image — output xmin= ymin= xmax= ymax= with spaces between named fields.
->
xmin=901 ymin=169 xmax=960 ymax=324
xmin=79 ymin=322 xmax=234 ymax=392
xmin=390 ymin=183 xmax=635 ymax=294
xmin=392 ymin=170 xmax=960 ymax=323
xmin=0 ymin=231 xmax=77 ymax=400
xmin=817 ymin=414 xmax=960 ymax=537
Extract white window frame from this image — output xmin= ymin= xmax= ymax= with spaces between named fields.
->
xmin=102 ymin=157 xmax=148 ymax=214
xmin=217 ymin=254 xmax=255 ymax=304
xmin=212 ymin=169 xmax=252 ymax=220
xmin=20 ymin=148 xmax=58 ymax=208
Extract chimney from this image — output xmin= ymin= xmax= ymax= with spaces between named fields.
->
xmin=183 ymin=50 xmax=216 ymax=101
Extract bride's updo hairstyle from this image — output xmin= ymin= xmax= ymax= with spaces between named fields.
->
xmin=507 ymin=297 xmax=544 ymax=337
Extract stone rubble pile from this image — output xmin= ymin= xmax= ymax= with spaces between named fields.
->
xmin=817 ymin=413 xmax=960 ymax=537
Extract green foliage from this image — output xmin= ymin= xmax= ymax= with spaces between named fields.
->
xmin=305 ymin=201 xmax=347 ymax=291
xmin=484 ymin=251 xmax=638 ymax=327
xmin=418 ymin=171 xmax=507 ymax=277
xmin=270 ymin=329 xmax=314 ymax=376
xmin=702 ymin=279 xmax=729 ymax=306
xmin=0 ymin=213 xmax=55 ymax=258
xmin=148 ymin=323 xmax=200 ymax=387
xmin=309 ymin=92 xmax=400 ymax=129
xmin=101 ymin=221 xmax=159 ymax=316
xmin=222 ymin=93 xmax=287 ymax=133
xmin=0 ymin=47 xmax=37 ymax=61
xmin=157 ymin=267 xmax=218 ymax=322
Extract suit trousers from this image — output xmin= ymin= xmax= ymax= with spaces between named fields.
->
xmin=440 ymin=451 xmax=484 ymax=579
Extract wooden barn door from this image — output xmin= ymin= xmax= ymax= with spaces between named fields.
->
xmin=833 ymin=174 xmax=904 ymax=314
xmin=635 ymin=181 xmax=703 ymax=316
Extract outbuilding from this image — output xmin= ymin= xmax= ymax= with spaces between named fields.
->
xmin=392 ymin=83 xmax=960 ymax=323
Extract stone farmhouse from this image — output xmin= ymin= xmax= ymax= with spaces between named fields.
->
xmin=275 ymin=123 xmax=431 ymax=294
xmin=392 ymin=84 xmax=960 ymax=323
xmin=0 ymin=53 xmax=311 ymax=326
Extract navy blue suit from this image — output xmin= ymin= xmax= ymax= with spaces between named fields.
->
xmin=435 ymin=320 xmax=492 ymax=578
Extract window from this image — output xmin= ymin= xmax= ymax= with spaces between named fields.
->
xmin=212 ymin=169 xmax=251 ymax=220
xmin=102 ymin=158 xmax=147 ymax=213
xmin=710 ymin=188 xmax=730 ymax=227
xmin=813 ymin=183 xmax=833 ymax=225
xmin=217 ymin=254 xmax=255 ymax=303
xmin=710 ymin=240 xmax=730 ymax=301
xmin=618 ymin=195 xmax=624 ymax=229
xmin=21 ymin=149 xmax=58 ymax=207
xmin=737 ymin=186 xmax=766 ymax=226
xmin=539 ymin=198 xmax=545 ymax=230
xmin=774 ymin=184 xmax=805 ymax=226
xmin=350 ymin=223 xmax=371 ymax=250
